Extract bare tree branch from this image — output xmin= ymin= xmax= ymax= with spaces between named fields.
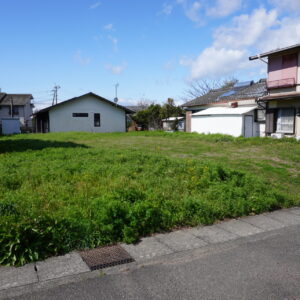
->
xmin=182 ymin=77 xmax=238 ymax=102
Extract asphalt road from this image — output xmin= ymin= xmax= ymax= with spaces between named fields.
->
xmin=8 ymin=224 xmax=300 ymax=300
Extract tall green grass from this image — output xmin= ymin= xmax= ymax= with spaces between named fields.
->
xmin=0 ymin=132 xmax=298 ymax=266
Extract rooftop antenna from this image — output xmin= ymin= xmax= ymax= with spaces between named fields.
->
xmin=114 ymin=83 xmax=119 ymax=103
xmin=52 ymin=85 xmax=60 ymax=106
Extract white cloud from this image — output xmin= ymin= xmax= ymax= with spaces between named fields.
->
xmin=103 ymin=23 xmax=115 ymax=31
xmin=269 ymin=0 xmax=300 ymax=12
xmin=206 ymin=0 xmax=242 ymax=17
xmin=108 ymin=35 xmax=118 ymax=52
xmin=89 ymin=2 xmax=101 ymax=9
xmin=73 ymin=50 xmax=91 ymax=66
xmin=177 ymin=0 xmax=202 ymax=24
xmin=34 ymin=102 xmax=53 ymax=111
xmin=258 ymin=17 xmax=300 ymax=52
xmin=212 ymin=7 xmax=300 ymax=53
xmin=118 ymin=97 xmax=139 ymax=106
xmin=181 ymin=47 xmax=246 ymax=79
xmin=177 ymin=0 xmax=242 ymax=23
xmin=213 ymin=8 xmax=278 ymax=48
xmin=158 ymin=3 xmax=173 ymax=15
xmin=180 ymin=7 xmax=300 ymax=80
xmin=105 ymin=62 xmax=127 ymax=75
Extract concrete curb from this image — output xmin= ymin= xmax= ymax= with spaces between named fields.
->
xmin=1 ymin=207 xmax=300 ymax=293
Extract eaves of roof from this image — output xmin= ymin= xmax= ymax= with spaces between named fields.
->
xmin=249 ymin=43 xmax=300 ymax=60
xmin=34 ymin=92 xmax=134 ymax=115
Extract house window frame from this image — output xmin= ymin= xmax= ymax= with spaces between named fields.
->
xmin=72 ymin=113 xmax=89 ymax=117
xmin=254 ymin=109 xmax=266 ymax=122
xmin=94 ymin=113 xmax=101 ymax=127
xmin=8 ymin=106 xmax=19 ymax=116
xmin=276 ymin=107 xmax=295 ymax=134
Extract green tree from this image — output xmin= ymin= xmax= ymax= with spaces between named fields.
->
xmin=132 ymin=99 xmax=184 ymax=130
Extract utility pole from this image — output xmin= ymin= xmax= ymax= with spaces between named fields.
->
xmin=114 ymin=83 xmax=119 ymax=103
xmin=52 ymin=85 xmax=60 ymax=106
xmin=10 ymin=97 xmax=13 ymax=118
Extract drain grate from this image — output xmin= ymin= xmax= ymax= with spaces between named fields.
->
xmin=79 ymin=245 xmax=134 ymax=271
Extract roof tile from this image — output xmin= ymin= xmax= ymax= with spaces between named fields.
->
xmin=182 ymin=81 xmax=267 ymax=107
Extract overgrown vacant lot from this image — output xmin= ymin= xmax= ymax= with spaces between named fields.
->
xmin=1 ymin=132 xmax=299 ymax=266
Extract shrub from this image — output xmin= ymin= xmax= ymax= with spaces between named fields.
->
xmin=0 ymin=216 xmax=92 ymax=266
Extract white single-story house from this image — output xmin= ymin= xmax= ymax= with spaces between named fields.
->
xmin=191 ymin=106 xmax=262 ymax=137
xmin=162 ymin=117 xmax=185 ymax=131
xmin=34 ymin=92 xmax=133 ymax=133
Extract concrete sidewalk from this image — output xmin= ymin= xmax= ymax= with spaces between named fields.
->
xmin=1 ymin=207 xmax=300 ymax=295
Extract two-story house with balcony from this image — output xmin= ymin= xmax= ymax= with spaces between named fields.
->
xmin=249 ymin=44 xmax=300 ymax=138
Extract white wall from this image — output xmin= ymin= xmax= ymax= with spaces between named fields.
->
xmin=49 ymin=95 xmax=126 ymax=133
xmin=191 ymin=115 xmax=243 ymax=137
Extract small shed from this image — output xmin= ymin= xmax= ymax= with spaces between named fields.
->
xmin=162 ymin=117 xmax=185 ymax=131
xmin=191 ymin=106 xmax=259 ymax=137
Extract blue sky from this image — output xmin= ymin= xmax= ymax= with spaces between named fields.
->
xmin=1 ymin=0 xmax=300 ymax=109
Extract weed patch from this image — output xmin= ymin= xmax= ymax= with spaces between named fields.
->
xmin=0 ymin=132 xmax=298 ymax=266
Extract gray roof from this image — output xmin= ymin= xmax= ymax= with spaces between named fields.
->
xmin=182 ymin=80 xmax=267 ymax=108
xmin=0 ymin=93 xmax=33 ymax=106
xmin=249 ymin=43 xmax=300 ymax=60
xmin=125 ymin=105 xmax=146 ymax=113
xmin=34 ymin=92 xmax=134 ymax=115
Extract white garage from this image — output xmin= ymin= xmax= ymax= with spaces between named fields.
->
xmin=191 ymin=106 xmax=259 ymax=137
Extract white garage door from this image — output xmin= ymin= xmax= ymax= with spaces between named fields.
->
xmin=191 ymin=115 xmax=243 ymax=137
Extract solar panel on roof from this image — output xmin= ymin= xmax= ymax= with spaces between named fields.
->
xmin=219 ymin=90 xmax=236 ymax=98
xmin=233 ymin=81 xmax=254 ymax=88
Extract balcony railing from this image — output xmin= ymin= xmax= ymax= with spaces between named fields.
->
xmin=267 ymin=78 xmax=296 ymax=89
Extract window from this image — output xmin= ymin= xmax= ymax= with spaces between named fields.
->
xmin=8 ymin=106 xmax=19 ymax=116
xmin=94 ymin=113 xmax=100 ymax=127
xmin=254 ymin=109 xmax=266 ymax=122
xmin=276 ymin=108 xmax=295 ymax=134
xmin=72 ymin=113 xmax=88 ymax=117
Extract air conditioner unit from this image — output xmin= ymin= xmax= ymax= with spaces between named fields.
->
xmin=271 ymin=133 xmax=285 ymax=139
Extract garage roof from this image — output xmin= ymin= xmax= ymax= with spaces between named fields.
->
xmin=192 ymin=106 xmax=257 ymax=116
